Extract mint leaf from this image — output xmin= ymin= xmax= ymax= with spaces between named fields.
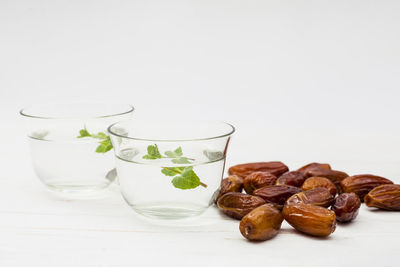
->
xmin=96 ymin=138 xmax=113 ymax=153
xmin=91 ymin=132 xmax=108 ymax=139
xmin=142 ymin=144 xmax=207 ymax=189
xmin=78 ymin=129 xmax=90 ymax=138
xmin=164 ymin=151 xmax=176 ymax=158
xmin=165 ymin=147 xmax=192 ymax=164
xmin=78 ymin=128 xmax=108 ymax=140
xmin=96 ymin=144 xmax=107 ymax=153
xmin=78 ymin=127 xmax=114 ymax=153
xmin=173 ymin=147 xmax=183 ymax=156
xmin=165 ymin=147 xmax=183 ymax=158
xmin=171 ymin=157 xmax=191 ymax=164
xmin=171 ymin=167 xmax=201 ymax=189
xmin=161 ymin=167 xmax=185 ymax=176
xmin=142 ymin=144 xmax=162 ymax=159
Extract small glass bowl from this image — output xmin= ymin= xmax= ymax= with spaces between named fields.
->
xmin=20 ymin=102 xmax=134 ymax=195
xmin=108 ymin=119 xmax=235 ymax=219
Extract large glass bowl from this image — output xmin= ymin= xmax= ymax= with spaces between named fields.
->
xmin=21 ymin=102 xmax=134 ymax=195
xmin=108 ymin=119 xmax=235 ymax=219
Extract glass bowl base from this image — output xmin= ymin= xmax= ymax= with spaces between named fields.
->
xmin=130 ymin=202 xmax=208 ymax=220
xmin=42 ymin=180 xmax=113 ymax=197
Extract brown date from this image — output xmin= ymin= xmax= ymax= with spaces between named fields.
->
xmin=239 ymin=204 xmax=283 ymax=241
xmin=275 ymin=171 xmax=306 ymax=187
xmin=331 ymin=193 xmax=361 ymax=222
xmin=297 ymin=162 xmax=331 ymax=175
xmin=228 ymin=162 xmax=289 ymax=179
xmin=364 ymin=184 xmax=400 ymax=210
xmin=340 ymin=174 xmax=393 ymax=200
xmin=301 ymin=177 xmax=337 ymax=196
xmin=216 ymin=175 xmax=243 ymax=201
xmin=283 ymin=203 xmax=336 ymax=237
xmin=286 ymin=188 xmax=334 ymax=208
xmin=217 ymin=192 xmax=266 ymax=220
xmin=306 ymin=169 xmax=349 ymax=188
xmin=253 ymin=185 xmax=302 ymax=206
xmin=243 ymin=172 xmax=277 ymax=194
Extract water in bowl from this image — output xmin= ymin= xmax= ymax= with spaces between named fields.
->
xmin=116 ymin=148 xmax=225 ymax=219
xmin=29 ymin=135 xmax=116 ymax=194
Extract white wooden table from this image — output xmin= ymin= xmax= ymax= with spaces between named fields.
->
xmin=1 ymin=121 xmax=399 ymax=267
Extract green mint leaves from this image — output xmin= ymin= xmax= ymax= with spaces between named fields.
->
xmin=161 ymin=167 xmax=185 ymax=176
xmin=171 ymin=167 xmax=201 ymax=189
xmin=77 ymin=127 xmax=113 ymax=153
xmin=95 ymin=137 xmax=113 ymax=153
xmin=160 ymin=167 xmax=201 ymax=189
xmin=78 ymin=126 xmax=207 ymax=190
xmin=142 ymin=145 xmax=207 ymax=190
xmin=142 ymin=144 xmax=162 ymax=159
xmin=78 ymin=129 xmax=90 ymax=138
xmin=164 ymin=147 xmax=182 ymax=158
xmin=142 ymin=145 xmax=191 ymax=164
xmin=165 ymin=147 xmax=192 ymax=164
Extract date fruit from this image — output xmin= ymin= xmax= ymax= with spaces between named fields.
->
xmin=253 ymin=185 xmax=302 ymax=206
xmin=331 ymin=193 xmax=361 ymax=222
xmin=275 ymin=171 xmax=306 ymax=187
xmin=217 ymin=175 xmax=244 ymax=201
xmin=286 ymin=188 xmax=334 ymax=208
xmin=301 ymin=177 xmax=337 ymax=196
xmin=297 ymin=162 xmax=331 ymax=175
xmin=364 ymin=184 xmax=400 ymax=210
xmin=243 ymin=172 xmax=277 ymax=194
xmin=217 ymin=192 xmax=266 ymax=219
xmin=283 ymin=203 xmax=336 ymax=237
xmin=228 ymin=162 xmax=289 ymax=179
xmin=340 ymin=174 xmax=393 ymax=200
xmin=306 ymin=169 xmax=349 ymax=188
xmin=239 ymin=204 xmax=283 ymax=241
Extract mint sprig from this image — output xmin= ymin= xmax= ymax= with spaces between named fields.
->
xmin=78 ymin=127 xmax=207 ymax=190
xmin=77 ymin=127 xmax=113 ymax=153
xmin=142 ymin=144 xmax=192 ymax=164
xmin=142 ymin=144 xmax=207 ymax=189
xmin=171 ymin=167 xmax=202 ymax=189
xmin=142 ymin=144 xmax=162 ymax=159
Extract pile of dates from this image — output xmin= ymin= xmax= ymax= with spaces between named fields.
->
xmin=216 ymin=161 xmax=400 ymax=241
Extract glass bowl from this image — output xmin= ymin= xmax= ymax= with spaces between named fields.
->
xmin=108 ymin=120 xmax=235 ymax=219
xmin=20 ymin=102 xmax=134 ymax=195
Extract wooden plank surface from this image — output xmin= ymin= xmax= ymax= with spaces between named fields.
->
xmin=1 ymin=137 xmax=399 ymax=267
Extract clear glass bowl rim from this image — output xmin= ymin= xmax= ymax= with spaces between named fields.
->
xmin=108 ymin=120 xmax=235 ymax=142
xmin=20 ymin=103 xmax=135 ymax=120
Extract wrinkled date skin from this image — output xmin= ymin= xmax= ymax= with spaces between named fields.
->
xmin=331 ymin=193 xmax=361 ymax=222
xmin=228 ymin=162 xmax=289 ymax=179
xmin=286 ymin=188 xmax=334 ymax=208
xmin=216 ymin=175 xmax=244 ymax=201
xmin=275 ymin=171 xmax=306 ymax=187
xmin=239 ymin=204 xmax=283 ymax=241
xmin=253 ymin=185 xmax=302 ymax=206
xmin=243 ymin=172 xmax=277 ymax=194
xmin=306 ymin=169 xmax=349 ymax=188
xmin=340 ymin=174 xmax=393 ymax=201
xmin=217 ymin=192 xmax=266 ymax=220
xmin=297 ymin=162 xmax=331 ymax=175
xmin=364 ymin=184 xmax=400 ymax=210
xmin=283 ymin=203 xmax=336 ymax=237
xmin=301 ymin=177 xmax=337 ymax=196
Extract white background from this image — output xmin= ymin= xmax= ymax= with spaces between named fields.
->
xmin=1 ymin=1 xmax=400 ymax=266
